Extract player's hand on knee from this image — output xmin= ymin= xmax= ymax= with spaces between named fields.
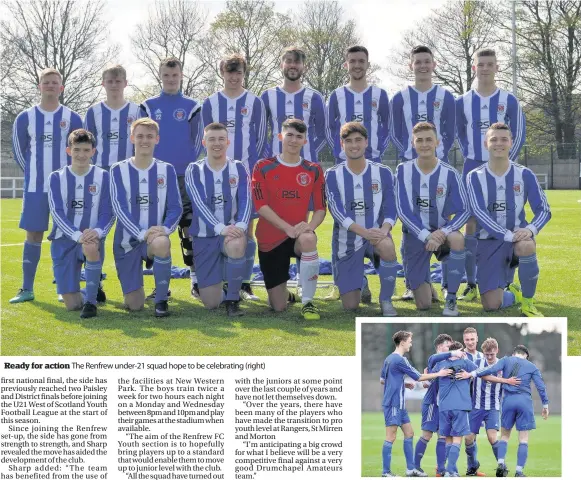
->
xmin=425 ymin=238 xmax=440 ymax=251
xmin=512 ymin=228 xmax=533 ymax=242
xmin=283 ymin=224 xmax=297 ymax=238
xmin=431 ymin=229 xmax=446 ymax=244
xmin=294 ymin=221 xmax=313 ymax=237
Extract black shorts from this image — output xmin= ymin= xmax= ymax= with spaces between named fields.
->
xmin=177 ymin=175 xmax=193 ymax=228
xmin=258 ymin=237 xmax=299 ymax=290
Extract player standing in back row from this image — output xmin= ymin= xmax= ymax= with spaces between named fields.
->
xmin=456 ymin=49 xmax=526 ymax=302
xmin=326 ymin=45 xmax=390 ymax=302
xmin=203 ymin=53 xmax=266 ymax=302
xmin=139 ymin=57 xmax=203 ymax=300
xmin=252 ymin=119 xmax=326 ymax=320
xmin=10 ymin=68 xmax=83 ymax=304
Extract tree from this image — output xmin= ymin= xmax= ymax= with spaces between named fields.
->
xmin=386 ymin=0 xmax=502 ymax=95
xmin=0 ymin=0 xmax=119 ymax=117
xmin=513 ymin=0 xmax=581 ymax=157
xmin=293 ymin=1 xmax=380 ymax=98
xmin=199 ymin=0 xmax=291 ymax=95
xmin=130 ymin=0 xmax=210 ymax=99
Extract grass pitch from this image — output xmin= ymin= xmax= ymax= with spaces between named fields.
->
xmin=1 ymin=190 xmax=579 ymax=356
xmin=361 ymin=412 xmax=562 ymax=477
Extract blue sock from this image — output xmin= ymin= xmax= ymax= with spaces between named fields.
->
xmin=516 ymin=442 xmax=528 ymax=471
xmin=153 ymin=256 xmax=171 ymax=303
xmin=518 ymin=253 xmax=539 ymax=298
xmin=22 ymin=241 xmax=42 ymax=291
xmin=414 ymin=437 xmax=429 ymax=469
xmin=491 ymin=440 xmax=500 ymax=460
xmin=465 ymin=441 xmax=476 ymax=469
xmin=84 ymin=261 xmax=102 ymax=305
xmin=446 ymin=249 xmax=466 ymax=297
xmin=436 ymin=437 xmax=446 ymax=472
xmin=225 ymin=256 xmax=245 ymax=301
xmin=441 ymin=259 xmax=448 ymax=289
xmin=501 ymin=290 xmax=515 ymax=308
xmin=447 ymin=443 xmax=461 ymax=474
xmin=497 ymin=439 xmax=508 ymax=463
xmin=465 ymin=234 xmax=478 ymax=285
xmin=445 ymin=443 xmax=452 ymax=469
xmin=379 ymin=260 xmax=398 ymax=302
xmin=403 ymin=437 xmax=414 ymax=470
xmin=243 ymin=239 xmax=256 ymax=284
xmin=382 ymin=440 xmax=393 ymax=474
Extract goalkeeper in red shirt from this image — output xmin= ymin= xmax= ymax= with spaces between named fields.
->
xmin=252 ymin=118 xmax=326 ymax=320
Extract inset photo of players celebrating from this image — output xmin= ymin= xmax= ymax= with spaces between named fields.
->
xmin=361 ymin=321 xmax=562 ymax=477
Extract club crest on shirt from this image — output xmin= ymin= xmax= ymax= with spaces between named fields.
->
xmin=157 ymin=174 xmax=166 ymax=189
xmin=173 ymin=108 xmax=186 ymax=121
xmin=296 ymin=172 xmax=311 ymax=187
xmin=127 ymin=115 xmax=135 ymax=125
xmin=88 ymin=183 xmax=99 ymax=195
xmin=59 ymin=119 xmax=68 ymax=130
xmin=436 ymin=183 xmax=447 ymax=198
xmin=302 ymin=102 xmax=309 ymax=110
xmin=240 ymin=106 xmax=249 ymax=116
xmin=513 ymin=181 xmax=523 ymax=196
xmin=433 ymin=99 xmax=442 ymax=111
xmin=371 ymin=179 xmax=381 ymax=194
xmin=371 ymin=98 xmax=378 ymax=111
xmin=497 ymin=103 xmax=506 ymax=114
xmin=229 ymin=174 xmax=239 ymax=188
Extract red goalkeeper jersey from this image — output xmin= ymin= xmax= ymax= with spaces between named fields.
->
xmin=252 ymin=156 xmax=326 ymax=252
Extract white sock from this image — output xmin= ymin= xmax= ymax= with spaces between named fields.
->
xmin=299 ymin=251 xmax=319 ymax=303
xmin=190 ymin=270 xmax=197 ymax=284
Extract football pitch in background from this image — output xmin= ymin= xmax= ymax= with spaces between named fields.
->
xmin=1 ymin=190 xmax=580 ymax=356
xmin=361 ymin=412 xmax=562 ymax=477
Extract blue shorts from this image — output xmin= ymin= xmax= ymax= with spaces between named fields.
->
xmin=421 ymin=403 xmax=439 ymax=432
xmin=439 ymin=410 xmax=471 ymax=437
xmin=469 ymin=408 xmax=500 ymax=434
xmin=51 ymin=238 xmax=103 ymax=295
xmin=192 ymin=236 xmax=228 ymax=289
xmin=402 ymin=232 xmax=434 ymax=291
xmin=383 ymin=406 xmax=411 ymax=427
xmin=333 ymin=241 xmax=379 ymax=295
xmin=476 ymin=239 xmax=514 ymax=294
xmin=114 ymin=242 xmax=149 ymax=295
xmin=501 ymin=393 xmax=536 ymax=431
xmin=462 ymin=159 xmax=485 ymax=185
xmin=20 ymin=191 xmax=50 ymax=232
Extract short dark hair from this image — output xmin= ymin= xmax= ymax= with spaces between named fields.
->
xmin=475 ymin=48 xmax=496 ymax=59
xmin=434 ymin=333 xmax=453 ymax=349
xmin=204 ymin=122 xmax=228 ymax=134
xmin=513 ymin=345 xmax=530 ymax=359
xmin=281 ymin=118 xmax=307 ymax=134
xmin=159 ymin=57 xmax=182 ymax=72
xmin=411 ymin=45 xmax=433 ymax=58
xmin=281 ymin=46 xmax=306 ymax=63
xmin=340 ymin=122 xmax=368 ymax=140
xmin=412 ymin=121 xmax=437 ymax=136
xmin=68 ymin=129 xmax=96 ymax=148
xmin=487 ymin=122 xmax=512 ymax=137
xmin=450 ymin=341 xmax=464 ymax=351
xmin=393 ymin=330 xmax=412 ymax=346
xmin=345 ymin=45 xmax=369 ymax=60
xmin=220 ymin=53 xmax=247 ymax=74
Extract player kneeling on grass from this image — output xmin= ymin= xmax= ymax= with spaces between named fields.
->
xmin=457 ymin=345 xmax=548 ymax=478
xmin=185 ymin=122 xmax=251 ymax=317
xmin=252 ymin=118 xmax=326 ymax=320
xmin=110 ymin=118 xmax=182 ymax=318
xmin=48 ymin=129 xmax=114 ymax=319
xmin=325 ymin=122 xmax=398 ymax=316
xmin=466 ymin=123 xmax=551 ymax=317
xmin=395 ymin=122 xmax=470 ymax=316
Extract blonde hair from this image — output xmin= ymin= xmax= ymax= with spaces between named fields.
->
xmin=481 ymin=338 xmax=499 ymax=352
xmin=39 ymin=68 xmax=62 ymax=83
xmin=131 ymin=118 xmax=159 ymax=135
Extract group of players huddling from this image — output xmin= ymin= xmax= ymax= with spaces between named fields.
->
xmin=380 ymin=328 xmax=550 ymax=477
xmin=10 ymin=44 xmax=551 ymax=319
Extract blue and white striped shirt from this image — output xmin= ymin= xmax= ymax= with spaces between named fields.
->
xmin=261 ymin=86 xmax=326 ymax=162
xmin=110 ymin=158 xmax=182 ymax=253
xmin=456 ymin=89 xmax=526 ymax=163
xmin=466 ymin=351 xmax=484 ymax=363
xmin=84 ymin=101 xmax=140 ymax=169
xmin=326 ymin=86 xmax=390 ymax=163
xmin=395 ymin=159 xmax=470 ymax=242
xmin=13 ymin=105 xmax=83 ymax=193
xmin=47 ymin=165 xmax=114 ymax=242
xmin=390 ymin=85 xmax=456 ymax=161
xmin=466 ymin=163 xmax=551 ymax=241
xmin=185 ymin=158 xmax=251 ymax=238
xmin=202 ymin=90 xmax=266 ymax=173
xmin=472 ymin=357 xmax=502 ymax=411
xmin=325 ymin=160 xmax=396 ymax=259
